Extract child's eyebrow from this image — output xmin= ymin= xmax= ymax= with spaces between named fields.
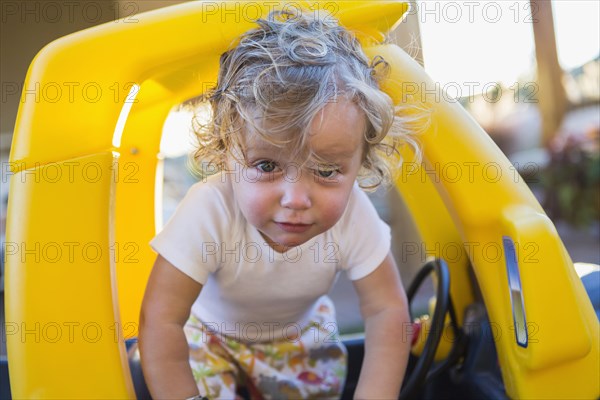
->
xmin=243 ymin=138 xmax=280 ymax=154
xmin=312 ymin=147 xmax=358 ymax=161
xmin=245 ymin=147 xmax=280 ymax=160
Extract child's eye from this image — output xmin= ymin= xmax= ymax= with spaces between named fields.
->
xmin=315 ymin=166 xmax=339 ymax=179
xmin=255 ymin=160 xmax=279 ymax=173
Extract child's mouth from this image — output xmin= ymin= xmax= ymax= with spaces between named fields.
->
xmin=275 ymin=222 xmax=312 ymax=233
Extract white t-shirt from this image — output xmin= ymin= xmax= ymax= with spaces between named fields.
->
xmin=150 ymin=174 xmax=391 ymax=342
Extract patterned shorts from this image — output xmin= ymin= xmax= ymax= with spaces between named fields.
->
xmin=185 ymin=296 xmax=348 ymax=399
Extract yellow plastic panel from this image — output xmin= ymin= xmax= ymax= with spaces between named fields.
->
xmin=9 ymin=1 xmax=409 ymax=169
xmin=6 ymin=1 xmax=598 ymax=399
xmin=113 ymin=55 xmax=223 ymax=335
xmin=5 ymin=153 xmax=134 ymax=399
xmin=112 ymin=100 xmax=166 ymax=338
xmin=394 ymin=146 xmax=475 ymax=329
xmin=367 ymin=43 xmax=599 ymax=398
xmin=7 ymin=2 xmax=412 ymax=398
xmin=501 ymin=206 xmax=591 ymax=368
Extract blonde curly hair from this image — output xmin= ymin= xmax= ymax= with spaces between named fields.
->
xmin=191 ymin=8 xmax=424 ymax=189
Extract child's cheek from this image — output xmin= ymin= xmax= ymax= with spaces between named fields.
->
xmin=318 ymin=192 xmax=350 ymax=228
xmin=237 ymin=182 xmax=273 ymax=223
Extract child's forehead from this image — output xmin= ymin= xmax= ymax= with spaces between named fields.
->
xmin=242 ymin=100 xmax=366 ymax=161
xmin=243 ymin=134 xmax=360 ymax=164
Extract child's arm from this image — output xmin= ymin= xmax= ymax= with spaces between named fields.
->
xmin=139 ymin=255 xmax=203 ymax=399
xmin=352 ymin=252 xmax=411 ymax=399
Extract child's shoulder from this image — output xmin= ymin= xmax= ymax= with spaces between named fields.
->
xmin=179 ymin=173 xmax=237 ymax=223
xmin=187 ymin=173 xmax=232 ymax=199
xmin=336 ymin=183 xmax=381 ymax=229
xmin=346 ymin=183 xmax=373 ymax=212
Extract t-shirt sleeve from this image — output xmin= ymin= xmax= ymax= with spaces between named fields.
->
xmin=150 ymin=180 xmax=229 ymax=284
xmin=337 ymin=185 xmax=392 ymax=281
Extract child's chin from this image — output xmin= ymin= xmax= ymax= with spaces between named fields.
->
xmin=278 ymin=239 xmax=304 ymax=249
xmin=271 ymin=237 xmax=311 ymax=252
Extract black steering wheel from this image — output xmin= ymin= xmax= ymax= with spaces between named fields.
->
xmin=399 ymin=258 xmax=464 ymax=400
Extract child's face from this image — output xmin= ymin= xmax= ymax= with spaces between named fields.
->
xmin=229 ymin=98 xmax=367 ymax=252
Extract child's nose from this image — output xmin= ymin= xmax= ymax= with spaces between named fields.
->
xmin=280 ymin=178 xmax=312 ymax=210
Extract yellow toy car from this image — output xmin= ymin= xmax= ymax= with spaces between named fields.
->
xmin=3 ymin=1 xmax=598 ymax=399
